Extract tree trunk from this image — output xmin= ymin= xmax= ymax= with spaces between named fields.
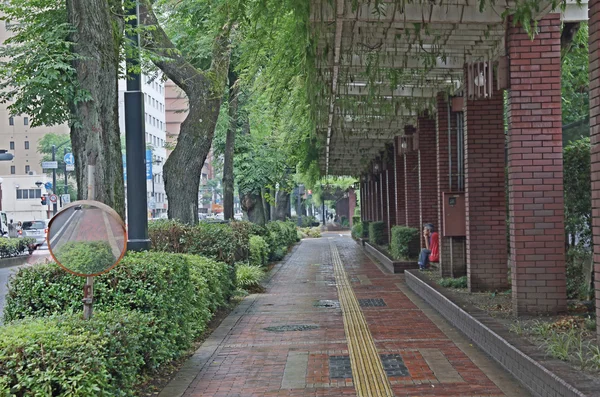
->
xmin=269 ymin=187 xmax=276 ymax=221
xmin=275 ymin=189 xmax=290 ymax=221
xmin=261 ymin=187 xmax=270 ymax=222
xmin=140 ymin=1 xmax=231 ymax=224
xmin=66 ymin=0 xmax=125 ymax=219
xmin=223 ymin=69 xmax=238 ymax=221
xmin=241 ymin=191 xmax=266 ymax=226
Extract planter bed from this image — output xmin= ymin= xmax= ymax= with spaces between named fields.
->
xmin=364 ymin=242 xmax=418 ymax=273
xmin=405 ymin=270 xmax=600 ymax=397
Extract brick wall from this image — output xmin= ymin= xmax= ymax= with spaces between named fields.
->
xmin=380 ymin=167 xmax=389 ymax=241
xmin=590 ymin=0 xmax=600 ymax=339
xmin=360 ymin=181 xmax=366 ymax=222
xmin=418 ymin=116 xmax=438 ymax=234
xmin=464 ymin=86 xmax=509 ymax=292
xmin=394 ymin=137 xmax=407 ymax=226
xmin=386 ymin=157 xmax=397 ymax=241
xmin=507 ymin=13 xmax=566 ymax=315
xmin=405 ymin=126 xmax=420 ymax=228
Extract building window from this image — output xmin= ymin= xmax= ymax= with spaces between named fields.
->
xmin=24 ymin=141 xmax=29 ymax=150
xmin=8 ymin=117 xmax=14 ymax=126
xmin=9 ymin=141 xmax=14 ymax=150
xmin=16 ymin=188 xmax=42 ymax=200
xmin=10 ymin=166 xmax=15 ymax=174
xmin=23 ymin=117 xmax=28 ymax=125
xmin=25 ymin=165 xmax=30 ymax=173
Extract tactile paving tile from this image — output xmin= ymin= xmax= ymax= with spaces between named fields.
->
xmin=380 ymin=354 xmax=410 ymax=377
xmin=329 ymin=356 xmax=352 ymax=379
xmin=328 ymin=354 xmax=410 ymax=379
xmin=358 ymin=298 xmax=386 ymax=307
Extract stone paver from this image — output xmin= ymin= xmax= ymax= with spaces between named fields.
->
xmin=162 ymin=233 xmax=530 ymax=397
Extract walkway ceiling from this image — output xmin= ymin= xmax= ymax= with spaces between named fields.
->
xmin=310 ymin=0 xmax=587 ymax=176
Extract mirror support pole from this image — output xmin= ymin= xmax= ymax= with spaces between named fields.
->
xmin=82 ymin=164 xmax=96 ymax=320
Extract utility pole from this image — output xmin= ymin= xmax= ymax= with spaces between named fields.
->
xmin=124 ymin=1 xmax=150 ymax=251
xmin=64 ymin=148 xmax=68 ymax=195
xmin=52 ymin=145 xmax=57 ymax=215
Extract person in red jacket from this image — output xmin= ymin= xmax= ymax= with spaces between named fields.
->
xmin=418 ymin=223 xmax=439 ymax=270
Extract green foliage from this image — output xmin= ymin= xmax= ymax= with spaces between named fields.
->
xmin=264 ymin=221 xmax=298 ymax=260
xmin=566 ymin=246 xmax=593 ymax=299
xmin=564 ymin=138 xmax=591 ymax=247
xmin=249 ymin=235 xmax=269 ymax=267
xmin=0 ymin=310 xmax=161 ymax=396
xmin=300 ymin=215 xmax=318 ymax=227
xmin=368 ymin=221 xmax=385 ymax=245
xmin=299 ymin=227 xmax=321 ymax=238
xmin=235 ymin=264 xmax=264 ymax=290
xmin=390 ymin=226 xmax=420 ymax=260
xmin=352 ymin=216 xmax=360 ymax=226
xmin=438 ymin=276 xmax=468 ymax=289
xmin=0 ymin=238 xmax=36 ymax=258
xmin=351 ymin=223 xmax=363 ymax=239
xmin=54 ymin=241 xmax=116 ymax=275
xmin=361 ymin=221 xmax=370 ymax=238
xmin=562 ymin=23 xmax=589 ymax=125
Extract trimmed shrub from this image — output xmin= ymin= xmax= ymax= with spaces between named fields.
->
xmin=249 ymin=235 xmax=269 ymax=267
xmin=54 ymin=240 xmax=116 ymax=275
xmin=0 ymin=310 xmax=163 ymax=396
xmin=361 ymin=221 xmax=370 ymax=238
xmin=236 ymin=264 xmax=265 ymax=291
xmin=368 ymin=221 xmax=385 ymax=245
xmin=0 ymin=237 xmax=36 ymax=258
xmin=351 ymin=223 xmax=363 ymax=239
xmin=265 ymin=221 xmax=297 ymax=260
xmin=340 ymin=216 xmax=349 ymax=227
xmin=299 ymin=227 xmax=321 ymax=238
xmin=390 ymin=226 xmax=420 ymax=260
xmin=352 ymin=216 xmax=360 ymax=226
xmin=439 ymin=276 xmax=468 ymax=289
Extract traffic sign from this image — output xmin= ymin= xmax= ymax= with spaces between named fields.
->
xmin=42 ymin=161 xmax=58 ymax=169
xmin=66 ymin=164 xmax=75 ymax=172
xmin=64 ymin=153 xmax=75 ymax=165
xmin=61 ymin=194 xmax=71 ymax=204
xmin=49 ymin=194 xmax=58 ymax=203
xmin=44 ymin=182 xmax=53 ymax=190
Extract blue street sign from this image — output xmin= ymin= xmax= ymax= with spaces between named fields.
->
xmin=122 ymin=154 xmax=127 ymax=182
xmin=44 ymin=182 xmax=52 ymax=190
xmin=146 ymin=150 xmax=153 ymax=180
xmin=64 ymin=153 xmax=75 ymax=165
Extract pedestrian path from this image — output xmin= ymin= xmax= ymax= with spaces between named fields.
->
xmin=161 ymin=233 xmax=529 ymax=397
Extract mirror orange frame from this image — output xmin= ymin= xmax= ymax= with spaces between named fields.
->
xmin=47 ymin=200 xmax=128 ymax=277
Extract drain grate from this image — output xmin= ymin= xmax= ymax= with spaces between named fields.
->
xmin=314 ymin=299 xmax=340 ymax=308
xmin=329 ymin=354 xmax=410 ymax=379
xmin=381 ymin=354 xmax=410 ymax=377
xmin=264 ymin=324 xmax=319 ymax=332
xmin=329 ymin=356 xmax=353 ymax=379
xmin=358 ymin=298 xmax=386 ymax=307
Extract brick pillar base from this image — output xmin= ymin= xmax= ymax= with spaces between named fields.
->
xmin=436 ymin=95 xmax=466 ymax=277
xmin=507 ymin=13 xmax=566 ymax=315
xmin=590 ymin=0 xmax=600 ymax=340
xmin=394 ymin=137 xmax=407 ymax=226
xmin=465 ymin=86 xmax=509 ymax=292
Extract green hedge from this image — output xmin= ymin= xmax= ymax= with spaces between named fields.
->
xmin=264 ymin=221 xmax=297 ymax=261
xmin=390 ymin=226 xmax=420 ymax=260
xmin=0 ymin=311 xmax=160 ymax=396
xmin=368 ymin=221 xmax=385 ymax=245
xmin=351 ymin=223 xmax=363 ymax=239
xmin=361 ymin=221 xmax=370 ymax=238
xmin=54 ymin=241 xmax=116 ymax=275
xmin=352 ymin=216 xmax=360 ymax=226
xmin=0 ymin=237 xmax=36 ymax=258
xmin=249 ymin=235 xmax=269 ymax=267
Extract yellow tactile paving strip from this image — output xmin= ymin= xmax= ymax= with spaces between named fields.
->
xmin=329 ymin=241 xmax=394 ymax=397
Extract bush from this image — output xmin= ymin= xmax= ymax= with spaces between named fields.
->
xmin=439 ymin=276 xmax=468 ymax=289
xmin=351 ymin=223 xmax=363 ymax=239
xmin=340 ymin=216 xmax=349 ymax=227
xmin=0 ymin=310 xmax=165 ymax=396
xmin=361 ymin=221 xmax=370 ymax=238
xmin=54 ymin=240 xmax=116 ymax=275
xmin=352 ymin=216 xmax=360 ymax=226
xmin=249 ymin=235 xmax=269 ymax=267
xmin=300 ymin=215 xmax=319 ymax=227
xmin=390 ymin=226 xmax=420 ymax=260
xmin=0 ymin=237 xmax=36 ymax=258
xmin=299 ymin=227 xmax=322 ymax=238
xmin=236 ymin=264 xmax=265 ymax=291
xmin=265 ymin=221 xmax=297 ymax=260
xmin=566 ymin=246 xmax=593 ymax=299
xmin=368 ymin=221 xmax=385 ymax=245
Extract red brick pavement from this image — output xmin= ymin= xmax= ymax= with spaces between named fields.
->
xmin=178 ymin=235 xmax=520 ymax=397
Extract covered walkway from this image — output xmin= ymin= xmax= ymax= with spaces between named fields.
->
xmin=160 ymin=234 xmax=528 ymax=397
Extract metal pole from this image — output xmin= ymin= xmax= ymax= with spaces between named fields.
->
xmin=64 ymin=148 xmax=68 ymax=195
xmin=297 ymin=187 xmax=302 ymax=227
xmin=151 ymin=175 xmax=155 ymax=219
xmin=52 ymin=145 xmax=57 ymax=215
xmin=124 ymin=0 xmax=150 ymax=251
xmin=83 ymin=164 xmax=95 ymax=320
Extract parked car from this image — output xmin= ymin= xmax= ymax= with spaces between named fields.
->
xmin=19 ymin=220 xmax=48 ymax=248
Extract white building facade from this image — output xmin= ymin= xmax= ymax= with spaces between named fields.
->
xmin=0 ymin=175 xmax=53 ymax=221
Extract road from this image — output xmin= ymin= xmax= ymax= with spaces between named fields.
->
xmin=0 ymin=249 xmax=50 ymax=324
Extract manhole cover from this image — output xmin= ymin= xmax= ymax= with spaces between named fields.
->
xmin=329 ymin=356 xmax=352 ymax=379
xmin=381 ymin=354 xmax=410 ymax=377
xmin=264 ymin=324 xmax=319 ymax=332
xmin=358 ymin=298 xmax=386 ymax=307
xmin=314 ymin=299 xmax=340 ymax=308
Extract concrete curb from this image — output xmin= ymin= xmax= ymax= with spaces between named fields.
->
xmin=363 ymin=242 xmax=418 ymax=273
xmin=405 ymin=270 xmax=600 ymax=397
xmin=0 ymin=255 xmax=29 ymax=269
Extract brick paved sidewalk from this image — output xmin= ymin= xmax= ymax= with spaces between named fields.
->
xmin=160 ymin=234 xmax=529 ymax=397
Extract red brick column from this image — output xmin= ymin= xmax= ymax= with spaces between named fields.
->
xmin=436 ymin=95 xmax=466 ymax=277
xmin=349 ymin=189 xmax=356 ymax=226
xmin=368 ymin=179 xmax=374 ymax=221
xmin=418 ymin=116 xmax=438 ymax=231
xmin=507 ymin=13 xmax=566 ymax=315
xmin=380 ymin=163 xmax=389 ymax=240
xmin=590 ymin=0 xmax=600 ymax=339
xmin=464 ymin=86 xmax=509 ymax=292
xmin=359 ymin=181 xmax=365 ymax=222
xmin=394 ymin=137 xmax=407 ymax=226
xmin=386 ymin=153 xmax=397 ymax=242
xmin=404 ymin=126 xmax=420 ymax=228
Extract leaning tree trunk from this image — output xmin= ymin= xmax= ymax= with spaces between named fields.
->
xmin=275 ymin=189 xmax=290 ymax=221
xmin=241 ymin=191 xmax=266 ymax=226
xmin=223 ymin=69 xmax=238 ymax=221
xmin=66 ymin=0 xmax=125 ymax=219
xmin=140 ymin=1 xmax=231 ymax=224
